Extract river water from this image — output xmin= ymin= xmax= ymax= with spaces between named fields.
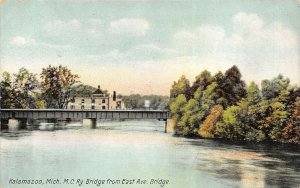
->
xmin=0 ymin=120 xmax=299 ymax=188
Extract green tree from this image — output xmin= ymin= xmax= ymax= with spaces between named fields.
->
xmin=178 ymin=99 xmax=202 ymax=136
xmin=261 ymin=74 xmax=290 ymax=100
xmin=212 ymin=71 xmax=228 ymax=107
xmin=190 ymin=70 xmax=213 ymax=96
xmin=246 ymin=81 xmax=261 ymax=106
xmin=170 ymin=94 xmax=187 ymax=134
xmin=199 ymin=105 xmax=223 ymax=138
xmin=0 ymin=72 xmax=15 ymax=108
xmin=215 ymin=101 xmax=249 ymax=140
xmin=0 ymin=68 xmax=40 ymax=109
xmin=40 ymin=65 xmax=79 ymax=109
xmin=170 ymin=75 xmax=191 ymax=101
xmin=70 ymin=84 xmax=97 ymax=97
xmin=222 ymin=65 xmax=246 ymax=106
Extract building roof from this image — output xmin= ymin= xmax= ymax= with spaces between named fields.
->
xmin=93 ymin=85 xmax=104 ymax=95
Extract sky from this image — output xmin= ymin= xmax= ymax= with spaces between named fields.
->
xmin=0 ymin=0 xmax=299 ymax=95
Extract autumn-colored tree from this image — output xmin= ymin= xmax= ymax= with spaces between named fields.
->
xmin=283 ymin=98 xmax=300 ymax=144
xmin=199 ymin=105 xmax=223 ymax=138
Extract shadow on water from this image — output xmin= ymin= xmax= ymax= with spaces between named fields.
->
xmin=186 ymin=139 xmax=300 ymax=188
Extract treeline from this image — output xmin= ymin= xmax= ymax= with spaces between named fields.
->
xmin=69 ymin=84 xmax=108 ymax=98
xmin=170 ymin=65 xmax=300 ymax=144
xmin=118 ymin=94 xmax=169 ymax=110
xmin=1 ymin=65 xmax=79 ymax=109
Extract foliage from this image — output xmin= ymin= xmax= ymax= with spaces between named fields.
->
xmin=169 ymin=65 xmax=299 ymax=144
xmin=190 ymin=70 xmax=213 ymax=96
xmin=215 ymin=102 xmax=249 ymax=140
xmin=222 ymin=65 xmax=246 ymax=106
xmin=170 ymin=94 xmax=187 ymax=133
xmin=0 ymin=72 xmax=14 ymax=108
xmin=70 ymin=84 xmax=98 ymax=97
xmin=0 ymin=68 xmax=42 ymax=109
xmin=282 ymin=98 xmax=300 ymax=144
xmin=40 ymin=65 xmax=79 ymax=109
xmin=170 ymin=75 xmax=191 ymax=101
xmin=199 ymin=105 xmax=223 ymax=138
xmin=178 ymin=99 xmax=202 ymax=136
xmin=261 ymin=75 xmax=290 ymax=100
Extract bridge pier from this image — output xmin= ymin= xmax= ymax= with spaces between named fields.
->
xmin=91 ymin=118 xmax=97 ymax=129
xmin=18 ymin=118 xmax=28 ymax=129
xmin=164 ymin=119 xmax=167 ymax=133
xmin=66 ymin=118 xmax=72 ymax=124
xmin=0 ymin=119 xmax=9 ymax=130
xmin=83 ymin=118 xmax=97 ymax=129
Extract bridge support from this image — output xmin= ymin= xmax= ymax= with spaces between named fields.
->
xmin=83 ymin=118 xmax=97 ymax=129
xmin=91 ymin=118 xmax=97 ymax=129
xmin=0 ymin=119 xmax=9 ymax=130
xmin=66 ymin=118 xmax=72 ymax=124
xmin=18 ymin=118 xmax=28 ymax=129
xmin=164 ymin=119 xmax=167 ymax=133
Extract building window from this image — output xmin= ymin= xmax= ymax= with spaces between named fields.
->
xmin=81 ymin=99 xmax=85 ymax=109
xmin=102 ymin=99 xmax=106 ymax=103
xmin=102 ymin=106 xmax=105 ymax=110
xmin=91 ymin=99 xmax=95 ymax=109
xmin=70 ymin=98 xmax=75 ymax=109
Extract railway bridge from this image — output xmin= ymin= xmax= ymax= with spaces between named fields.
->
xmin=0 ymin=109 xmax=170 ymax=132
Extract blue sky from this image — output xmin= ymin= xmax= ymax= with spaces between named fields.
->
xmin=1 ymin=0 xmax=299 ymax=95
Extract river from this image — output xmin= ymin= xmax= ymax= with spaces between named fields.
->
xmin=0 ymin=120 xmax=299 ymax=188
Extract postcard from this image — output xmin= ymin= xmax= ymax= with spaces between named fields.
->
xmin=0 ymin=1 xmax=299 ymax=188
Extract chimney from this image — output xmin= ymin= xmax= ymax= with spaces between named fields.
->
xmin=113 ymin=91 xmax=116 ymax=101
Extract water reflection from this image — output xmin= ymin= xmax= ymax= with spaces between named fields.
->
xmin=187 ymin=139 xmax=300 ymax=188
xmin=0 ymin=120 xmax=299 ymax=188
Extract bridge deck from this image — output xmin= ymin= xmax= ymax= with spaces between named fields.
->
xmin=0 ymin=109 xmax=170 ymax=120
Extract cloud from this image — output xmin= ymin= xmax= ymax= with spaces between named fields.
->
xmin=10 ymin=36 xmax=36 ymax=47
xmin=171 ymin=12 xmax=299 ymax=84
xmin=109 ymin=18 xmax=150 ymax=37
xmin=173 ymin=25 xmax=225 ymax=55
xmin=43 ymin=19 xmax=82 ymax=36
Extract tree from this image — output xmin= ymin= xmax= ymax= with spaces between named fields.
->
xmin=246 ymin=81 xmax=261 ymax=106
xmin=282 ymin=98 xmax=300 ymax=144
xmin=261 ymin=74 xmax=290 ymax=100
xmin=190 ymin=70 xmax=213 ymax=96
xmin=170 ymin=75 xmax=191 ymax=101
xmin=0 ymin=68 xmax=40 ymax=109
xmin=0 ymin=72 xmax=14 ymax=108
xmin=222 ymin=66 xmax=246 ymax=106
xmin=215 ymin=103 xmax=249 ymax=140
xmin=70 ymin=84 xmax=97 ymax=97
xmin=178 ymin=99 xmax=201 ymax=136
xmin=13 ymin=68 xmax=39 ymax=108
xmin=199 ymin=105 xmax=223 ymax=138
xmin=40 ymin=65 xmax=79 ymax=109
xmin=170 ymin=94 xmax=187 ymax=134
